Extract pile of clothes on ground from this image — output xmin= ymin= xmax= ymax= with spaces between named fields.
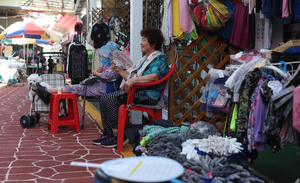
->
xmin=132 ymin=120 xmax=264 ymax=183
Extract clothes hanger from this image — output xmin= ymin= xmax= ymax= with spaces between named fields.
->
xmin=249 ymin=59 xmax=289 ymax=79
xmin=267 ymin=39 xmax=300 ymax=56
xmin=278 ymin=61 xmax=289 ymax=74
xmin=263 ymin=65 xmax=288 ymax=79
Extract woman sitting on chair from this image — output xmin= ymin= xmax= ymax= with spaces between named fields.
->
xmin=92 ymin=27 xmax=169 ymax=148
xmin=36 ymin=42 xmax=120 ymax=105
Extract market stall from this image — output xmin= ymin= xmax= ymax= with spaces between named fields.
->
xmin=123 ymin=0 xmax=300 ymax=182
xmin=0 ymin=21 xmax=61 ymax=78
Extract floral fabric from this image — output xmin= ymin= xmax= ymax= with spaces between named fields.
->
xmin=247 ymin=79 xmax=263 ymax=151
xmin=64 ymin=67 xmax=119 ymax=96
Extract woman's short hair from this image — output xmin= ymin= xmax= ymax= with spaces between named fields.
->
xmin=140 ymin=27 xmax=164 ymax=50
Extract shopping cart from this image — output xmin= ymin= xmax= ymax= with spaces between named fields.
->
xmin=20 ymin=74 xmax=66 ymax=128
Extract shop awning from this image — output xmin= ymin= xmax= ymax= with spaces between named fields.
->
xmin=51 ymin=15 xmax=78 ymax=39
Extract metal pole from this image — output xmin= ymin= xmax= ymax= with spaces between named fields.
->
xmin=27 ymin=44 xmax=29 ymax=66
xmin=101 ymin=0 xmax=103 ymax=20
xmin=5 ymin=12 xmax=8 ymax=28
xmin=0 ymin=40 xmax=2 ymax=58
xmin=86 ymin=0 xmax=89 ymax=33
xmin=33 ymin=44 xmax=34 ymax=65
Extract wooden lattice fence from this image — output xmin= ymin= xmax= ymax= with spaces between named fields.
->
xmin=92 ymin=0 xmax=161 ymax=39
xmin=92 ymin=1 xmax=239 ymax=133
xmin=168 ymin=28 xmax=239 ymax=132
xmin=92 ymin=0 xmax=130 ymax=37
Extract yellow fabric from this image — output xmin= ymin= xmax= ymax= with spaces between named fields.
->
xmin=46 ymin=30 xmax=60 ymax=42
xmin=0 ymin=25 xmax=11 ymax=39
xmin=172 ymin=0 xmax=184 ymax=40
xmin=207 ymin=6 xmax=222 ymax=28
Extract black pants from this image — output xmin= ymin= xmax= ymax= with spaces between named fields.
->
xmin=48 ymin=63 xmax=53 ymax=74
xmin=100 ymin=90 xmax=158 ymax=134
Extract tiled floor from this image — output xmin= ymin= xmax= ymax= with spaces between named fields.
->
xmin=0 ymin=85 xmax=123 ymax=182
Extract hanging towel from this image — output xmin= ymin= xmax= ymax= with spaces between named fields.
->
xmin=172 ymin=0 xmax=184 ymax=40
xmin=282 ymin=0 xmax=292 ymax=18
xmin=293 ymin=85 xmax=300 ymax=133
xmin=161 ymin=0 xmax=170 ymax=46
xmin=179 ymin=0 xmax=194 ymax=33
xmin=230 ymin=3 xmax=249 ymax=50
xmin=167 ymin=0 xmax=174 ymax=43
xmin=294 ymin=0 xmax=300 ymax=21
xmin=263 ymin=18 xmax=272 ymax=49
xmin=217 ymin=0 xmax=236 ymax=41
xmin=271 ymin=0 xmax=281 ymax=16
xmin=247 ymin=10 xmax=256 ymax=49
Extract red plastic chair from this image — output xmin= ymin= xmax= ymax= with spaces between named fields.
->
xmin=117 ymin=63 xmax=177 ymax=151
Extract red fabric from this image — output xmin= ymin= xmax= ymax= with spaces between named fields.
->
xmin=194 ymin=6 xmax=204 ymax=25
xmin=230 ymin=3 xmax=249 ymax=50
xmin=25 ymin=23 xmax=44 ymax=35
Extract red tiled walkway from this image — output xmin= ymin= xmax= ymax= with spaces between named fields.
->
xmin=0 ymin=85 xmax=123 ymax=182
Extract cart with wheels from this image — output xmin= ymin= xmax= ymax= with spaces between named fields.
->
xmin=20 ymin=74 xmax=66 ymax=128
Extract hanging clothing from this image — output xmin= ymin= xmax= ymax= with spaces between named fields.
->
xmin=262 ymin=0 xmax=271 ymax=18
xmin=172 ymin=0 xmax=184 ymax=40
xmin=263 ymin=101 xmax=284 ymax=136
xmin=247 ymin=79 xmax=266 ymax=151
xmin=271 ymin=0 xmax=281 ymax=16
xmin=179 ymin=0 xmax=194 ymax=34
xmin=282 ymin=0 xmax=291 ymax=24
xmin=68 ymin=43 xmax=89 ymax=84
xmin=254 ymin=14 xmax=265 ymax=50
xmin=167 ymin=0 xmax=174 ymax=43
xmin=293 ymin=85 xmax=300 ymax=133
xmin=162 ymin=0 xmax=170 ymax=46
xmin=92 ymin=48 xmax=102 ymax=71
xmin=282 ymin=0 xmax=292 ymax=18
xmin=294 ymin=0 xmax=300 ymax=21
xmin=109 ymin=30 xmax=117 ymax=42
xmin=236 ymin=68 xmax=261 ymax=138
xmin=247 ymin=10 xmax=256 ymax=49
xmin=86 ymin=27 xmax=94 ymax=47
xmin=217 ymin=0 xmax=236 ymax=41
xmin=255 ymin=0 xmax=262 ymax=13
xmin=263 ymin=18 xmax=272 ymax=49
xmin=91 ymin=23 xmax=110 ymax=49
xmin=254 ymin=94 xmax=267 ymax=151
xmin=230 ymin=3 xmax=249 ymax=50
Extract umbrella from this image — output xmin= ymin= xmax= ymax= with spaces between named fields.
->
xmin=44 ymin=29 xmax=61 ymax=43
xmin=2 ymin=38 xmax=51 ymax=45
xmin=0 ymin=22 xmax=50 ymax=40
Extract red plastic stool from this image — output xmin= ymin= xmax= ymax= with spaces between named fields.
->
xmin=48 ymin=93 xmax=80 ymax=134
